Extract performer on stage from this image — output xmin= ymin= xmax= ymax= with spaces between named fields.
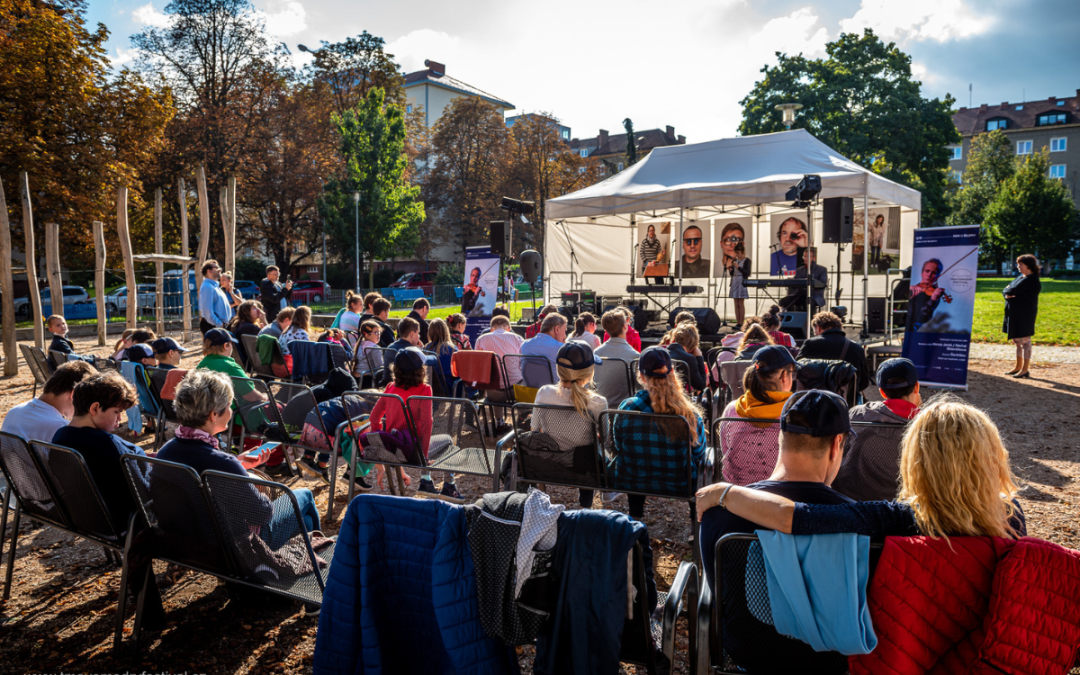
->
xmin=674 ymin=224 xmax=710 ymax=277
xmin=779 ymin=247 xmax=827 ymax=315
xmin=461 ymin=266 xmax=486 ymax=314
xmin=906 ymin=258 xmax=947 ymax=333
xmin=639 ymin=224 xmax=665 ymax=284
xmin=769 ymin=216 xmax=808 ymax=276
xmin=725 ymin=241 xmax=750 ymax=326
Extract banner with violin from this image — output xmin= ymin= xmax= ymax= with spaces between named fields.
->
xmin=901 ymin=225 xmax=980 ymax=389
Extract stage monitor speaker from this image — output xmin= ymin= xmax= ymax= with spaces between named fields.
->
xmin=520 ymin=250 xmax=542 ymax=283
xmin=668 ymin=307 xmax=721 ymax=335
xmin=822 ymin=197 xmax=854 ymax=244
xmin=489 ymin=220 xmax=511 ymax=255
xmin=558 ymin=306 xmax=578 ymax=320
xmin=779 ymin=311 xmax=807 ymax=340
xmin=867 ymin=297 xmax=887 ymax=334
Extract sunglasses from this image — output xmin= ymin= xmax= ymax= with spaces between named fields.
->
xmin=722 ymin=236 xmax=743 ymax=244
xmin=683 ymin=238 xmax=702 ymax=245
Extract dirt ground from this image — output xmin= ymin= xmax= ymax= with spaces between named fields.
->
xmin=0 ymin=335 xmax=1078 ymax=674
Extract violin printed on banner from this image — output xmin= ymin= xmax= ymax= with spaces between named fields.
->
xmin=901 ymin=226 xmax=980 ymax=389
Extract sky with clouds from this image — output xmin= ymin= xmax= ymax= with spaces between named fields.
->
xmin=86 ymin=0 xmax=1080 ymax=143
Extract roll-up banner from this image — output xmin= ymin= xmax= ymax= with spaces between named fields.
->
xmin=901 ymin=225 xmax=980 ymax=389
xmin=461 ymin=245 xmax=501 ymax=344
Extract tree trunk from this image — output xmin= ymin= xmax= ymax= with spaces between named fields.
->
xmin=20 ymin=172 xmax=43 ymax=349
xmin=45 ymin=222 xmax=62 ymax=320
xmin=117 ymin=185 xmax=137 ymax=329
xmin=0 ymin=176 xmax=17 ymax=375
xmin=93 ymin=221 xmax=106 ymax=346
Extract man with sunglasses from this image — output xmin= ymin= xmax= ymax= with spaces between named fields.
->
xmin=674 ymin=225 xmax=710 ymax=278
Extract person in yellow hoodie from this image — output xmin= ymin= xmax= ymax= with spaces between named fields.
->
xmin=719 ymin=346 xmax=798 ymax=484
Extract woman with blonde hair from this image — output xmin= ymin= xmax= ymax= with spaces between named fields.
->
xmin=613 ymin=346 xmax=707 ymax=519
xmin=697 ymin=396 xmax=1025 ymax=539
xmin=665 ymin=322 xmax=707 ymax=391
xmin=532 ymin=341 xmax=608 ymax=507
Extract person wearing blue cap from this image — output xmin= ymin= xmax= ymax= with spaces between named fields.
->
xmin=612 ymin=346 xmax=708 ymax=520
xmin=532 ymin=341 xmax=607 ymax=507
xmin=125 ymin=343 xmax=158 ymax=368
xmin=151 ymin=337 xmax=187 ymax=370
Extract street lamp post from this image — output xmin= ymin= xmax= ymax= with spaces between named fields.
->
xmin=775 ymin=103 xmax=803 ymax=130
xmin=352 ymin=191 xmax=360 ymax=291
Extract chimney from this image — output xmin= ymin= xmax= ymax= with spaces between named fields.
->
xmin=424 ymin=59 xmax=445 ymax=77
xmin=979 ymin=103 xmax=988 ymax=110
xmin=959 ymin=106 xmax=967 ymax=111
xmin=677 ymin=135 xmax=686 ymax=144
xmin=666 ymin=125 xmax=675 ymax=137
xmin=1000 ymin=102 xmax=1008 ymax=108
xmin=1049 ymin=96 xmax=1056 ymax=102
xmin=599 ymin=129 xmax=609 ymax=147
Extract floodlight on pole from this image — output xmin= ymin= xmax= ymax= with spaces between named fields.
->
xmin=352 ymin=191 xmax=360 ymax=291
xmin=775 ymin=103 xmax=803 ymax=130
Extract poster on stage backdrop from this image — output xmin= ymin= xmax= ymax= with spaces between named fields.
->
xmin=768 ymin=212 xmax=810 ymax=276
xmin=636 ymin=221 xmax=671 ymax=278
xmin=901 ymin=225 xmax=980 ymax=389
xmin=673 ymin=221 xmax=711 ymax=278
xmin=461 ymin=246 xmax=500 ymax=318
xmin=713 ymin=218 xmax=753 ymax=279
xmin=852 ymin=207 xmax=901 ymax=275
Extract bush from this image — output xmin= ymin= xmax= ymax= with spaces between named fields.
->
xmin=373 ymin=268 xmax=399 ymax=289
xmin=234 ymin=257 xmax=267 ymax=283
xmin=435 ymin=262 xmax=464 ymax=287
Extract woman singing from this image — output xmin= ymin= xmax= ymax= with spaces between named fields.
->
xmin=1002 ymin=254 xmax=1041 ymax=379
xmin=720 ymin=222 xmax=750 ymax=325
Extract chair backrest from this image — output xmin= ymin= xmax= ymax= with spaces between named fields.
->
xmin=705 ymin=347 xmax=725 ymax=388
xmin=229 ymin=376 xmax=277 ymax=433
xmin=340 ymin=391 xmax=425 ymax=468
xmin=202 ymin=470 xmax=327 ymax=603
xmin=714 ymin=417 xmax=782 ymax=486
xmin=48 ymin=350 xmax=68 ymax=371
xmin=146 ymin=366 xmax=180 ymax=423
xmin=290 ymin=340 xmax=333 ymax=383
xmin=240 ymin=334 xmax=274 ymax=378
xmin=422 ymin=349 xmax=452 ymax=398
xmin=122 ymin=454 xmax=232 ymax=572
xmin=498 ymin=353 xmax=529 ymax=390
xmin=410 ymin=396 xmax=491 ymax=475
xmin=672 ymin=360 xmax=692 ymax=392
xmin=518 ymin=354 xmax=556 ymax=389
xmin=713 ymin=533 xmax=850 ymax=674
xmin=595 ymin=357 xmax=633 ymax=408
xmin=120 ymin=361 xmax=159 ymax=418
xmin=269 ymin=381 xmax=327 ymax=438
xmin=512 ymin=402 xmax=604 ymax=489
xmin=329 ymin=343 xmax=351 ymax=371
xmin=721 ymin=361 xmax=753 ymax=401
xmin=30 ymin=441 xmax=125 ymax=541
xmin=599 ymin=408 xmax=696 ymax=500
xmin=831 ymin=421 xmax=908 ymax=502
xmin=20 ymin=344 xmax=50 ymax=387
xmin=0 ymin=431 xmax=67 ymax=527
xmin=365 ymin=347 xmax=393 ymax=387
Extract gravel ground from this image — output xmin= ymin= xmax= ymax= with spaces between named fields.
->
xmin=0 ymin=334 xmax=1077 ymax=674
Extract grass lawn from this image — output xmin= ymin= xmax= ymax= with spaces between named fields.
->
xmin=388 ymin=300 xmax=538 ymax=323
xmin=972 ymin=278 xmax=1080 ymax=346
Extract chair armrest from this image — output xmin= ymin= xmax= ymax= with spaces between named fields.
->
xmin=662 ymin=560 xmax=699 ymax=664
xmin=495 ymin=430 xmax=515 ymax=454
xmin=696 ymin=576 xmax=713 ymax=675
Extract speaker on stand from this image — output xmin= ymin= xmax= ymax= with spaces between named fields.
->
xmin=779 ymin=311 xmax=808 ymax=341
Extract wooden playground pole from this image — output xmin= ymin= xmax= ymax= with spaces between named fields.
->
xmin=226 ymin=176 xmax=236 ymax=277
xmin=0 ymin=176 xmax=16 ymax=375
xmin=179 ymin=177 xmax=191 ymax=343
xmin=45 ymin=222 xmax=62 ymax=320
xmin=154 ymin=188 xmax=164 ymax=336
xmin=117 ymin=185 xmax=137 ymax=329
xmin=93 ymin=221 xmax=106 ymax=346
xmin=195 ymin=165 xmax=210 ymax=272
xmin=20 ymin=172 xmax=44 ymax=350
xmin=220 ymin=181 xmax=235 ymax=278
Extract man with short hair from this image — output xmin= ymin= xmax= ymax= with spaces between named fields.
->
xmin=797 ymin=311 xmax=872 ymax=392
xmin=198 ymin=259 xmax=233 ymax=334
xmin=259 ymin=265 xmax=293 ymax=324
xmin=595 ymin=310 xmax=639 ymax=362
xmin=386 ymin=317 xmax=420 ymax=367
xmin=359 ymin=292 xmax=382 ymax=321
xmin=521 ymin=312 xmax=567 ymax=382
xmin=780 ymin=247 xmax=828 ymax=315
xmin=371 ymin=297 xmax=395 ymax=348
xmin=407 ymin=297 xmax=431 ymax=344
xmin=151 ymin=337 xmax=186 ymax=370
xmin=2 ymin=361 xmax=95 ymax=442
xmin=674 ymin=224 xmax=710 ymax=278
xmin=475 ymin=315 xmax=526 ymax=387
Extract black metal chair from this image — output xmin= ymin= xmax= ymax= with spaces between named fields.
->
xmin=518 ymin=354 xmax=557 ymax=389
xmin=339 ymin=390 xmax=426 ymax=498
xmin=502 ymin=402 xmax=606 ymax=494
xmin=145 ymin=366 xmax=182 ymax=451
xmin=422 ymin=349 xmax=452 ymax=398
xmin=365 ymin=347 xmax=394 ymax=388
xmin=622 ymin=542 xmax=700 ymax=675
xmin=240 ymin=334 xmax=275 ymax=379
xmin=831 ymin=421 xmax=908 ymax=502
xmin=719 ymin=361 xmax=753 ymax=411
xmin=595 ymin=357 xmax=634 ymax=408
xmin=20 ymin=344 xmax=52 ymax=395
xmin=48 ymin=349 xmax=69 ymax=372
xmin=713 ymin=417 xmax=782 ymax=486
xmin=412 ymin=396 xmax=501 ymax=492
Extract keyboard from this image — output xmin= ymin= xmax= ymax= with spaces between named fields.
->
xmin=744 ymin=278 xmax=824 ymax=289
xmin=625 ymin=285 xmax=704 ymax=294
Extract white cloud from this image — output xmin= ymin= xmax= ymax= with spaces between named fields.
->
xmin=131 ymin=2 xmax=169 ymax=28
xmin=839 ymin=0 xmax=993 ymax=43
xmin=110 ymin=46 xmax=139 ymax=69
xmin=258 ymin=1 xmax=308 ymax=38
xmin=386 ymin=29 xmax=463 ymax=75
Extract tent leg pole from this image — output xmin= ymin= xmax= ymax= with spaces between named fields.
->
xmin=861 ymin=184 xmax=870 ymax=340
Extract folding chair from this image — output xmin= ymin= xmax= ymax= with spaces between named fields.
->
xmin=411 ymin=396 xmax=501 ymax=492
xmin=290 ymin=340 xmax=333 ymax=385
xmin=504 ymin=402 xmax=606 ymax=495
xmin=621 ymin=542 xmax=700 ymax=675
xmin=720 ymin=360 xmax=753 ymax=410
xmin=19 ymin=344 xmax=50 ymax=396
xmin=595 ymin=357 xmax=634 ymax=408
xmin=831 ymin=421 xmax=908 ymax=502
xmin=422 ymin=349 xmax=452 ymax=397
xmin=365 ymin=347 xmax=394 ymax=388
xmin=713 ymin=417 xmax=782 ymax=486
xmin=519 ymin=354 xmax=556 ymax=389
xmin=48 ymin=350 xmax=68 ymax=372
xmin=146 ymin=367 xmax=185 ymax=451
xmin=338 ymin=391 xmax=426 ymax=499
xmin=240 ymin=334 xmax=274 ymax=378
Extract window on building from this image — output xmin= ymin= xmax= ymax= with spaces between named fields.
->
xmin=307 ymin=266 xmax=319 ymax=273
xmin=617 ymin=163 xmax=624 ymax=171
xmin=1037 ymin=113 xmax=1067 ymax=126
xmin=1050 ymin=164 xmax=1066 ymax=179
xmin=579 ymin=149 xmax=587 ymax=157
xmin=1057 ymin=100 xmax=1066 ymax=106
xmin=1051 ymin=137 xmax=1067 ymax=152
xmin=406 ymin=104 xmax=412 ymax=113
xmin=986 ymin=118 xmax=1007 ymax=131
xmin=1016 ymin=140 xmax=1033 ymax=155
xmin=952 ymin=170 xmax=963 ymax=184
xmin=1015 ymin=105 xmax=1023 ymax=110
xmin=949 ymin=146 xmax=962 ymax=160
xmin=578 ymin=166 xmax=586 ymax=174
xmin=561 ymin=129 xmax=569 ymax=139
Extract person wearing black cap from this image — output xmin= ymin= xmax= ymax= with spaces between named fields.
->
xmin=125 ymin=343 xmax=158 ymax=368
xmin=852 ymin=358 xmax=921 ymax=424
xmin=532 ymin=341 xmax=607 ymax=508
xmin=151 ymin=337 xmax=187 ymax=370
xmin=797 ymin=311 xmax=872 ymax=394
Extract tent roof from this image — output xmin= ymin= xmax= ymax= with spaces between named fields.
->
xmin=547 ymin=129 xmax=921 ymax=219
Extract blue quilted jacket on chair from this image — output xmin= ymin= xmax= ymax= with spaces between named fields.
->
xmin=313 ymin=494 xmax=513 ymax=675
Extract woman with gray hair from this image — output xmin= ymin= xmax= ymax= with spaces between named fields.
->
xmin=156 ymin=370 xmax=321 ymax=542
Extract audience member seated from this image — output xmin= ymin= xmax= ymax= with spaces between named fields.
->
xmin=125 ymin=343 xmax=157 ymax=368
xmin=733 ymin=324 xmax=774 ymax=360
xmin=759 ymin=304 xmax=795 ymax=348
xmin=2 ymin=361 xmax=95 ymax=442
xmin=258 ymin=305 xmax=294 ymax=339
xmin=595 ymin=309 xmax=639 ymax=362
xmin=525 ymin=304 xmax=559 ymax=339
xmin=521 ymin=312 xmax=567 ymax=383
xmin=720 ymin=346 xmax=796 ymax=485
xmin=448 ymin=313 xmax=471 ymax=351
xmin=475 ymin=315 xmax=526 ymax=405
xmin=594 ymin=310 xmax=639 ymax=406
xmin=46 ymin=315 xmax=91 ymax=362
xmin=357 ymin=291 xmax=381 ymax=323
xmin=406 ymin=297 xmax=431 ymax=345
xmin=476 ymin=306 xmax=510 ymax=338
xmin=156 ymin=369 xmax=321 ymax=545
xmin=151 ymin=337 xmax=186 ymax=370
xmin=339 ymin=291 xmax=364 ymax=335
xmin=831 ymin=358 xmax=922 ymax=501
xmin=797 ymin=311 xmax=872 ymax=393
xmin=665 ymin=323 xmax=707 ymax=391
xmin=227 ymin=299 xmax=265 ymax=365
xmin=197 ymin=328 xmax=247 ymax=380
xmin=353 ymin=320 xmax=383 ymax=380
xmin=697 ymin=396 xmax=1026 ymax=540
xmin=278 ymin=305 xmax=313 ymax=370
xmin=532 ymin=342 xmax=607 ymax=508
xmin=613 ymin=347 xmax=707 ymax=520
xmin=424 ymin=318 xmax=459 ymax=395
xmin=602 ymin=306 xmax=642 ymax=352
xmin=386 ymin=316 xmax=421 ymax=367
xmin=110 ymin=327 xmax=155 ymax=361
xmin=294 ymin=368 xmax=359 ymax=485
xmin=368 ymin=298 xmax=395 ymax=348
xmin=712 ymin=317 xmax=760 ymax=377
xmin=569 ymin=312 xmax=601 ymax=349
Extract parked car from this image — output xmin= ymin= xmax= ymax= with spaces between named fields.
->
xmin=14 ymin=285 xmax=88 ymax=317
xmin=233 ymin=279 xmax=260 ymax=300
xmin=290 ymin=279 xmax=329 ymax=304
xmin=390 ymin=270 xmax=437 ymax=296
xmin=105 ymin=284 xmax=157 ymax=314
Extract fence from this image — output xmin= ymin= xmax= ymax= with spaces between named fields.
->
xmin=286 ymin=283 xmax=541 ymax=314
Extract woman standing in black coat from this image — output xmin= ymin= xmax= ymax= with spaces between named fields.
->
xmin=1002 ymin=254 xmax=1041 ymax=378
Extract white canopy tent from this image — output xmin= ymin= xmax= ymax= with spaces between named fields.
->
xmin=544 ymin=129 xmax=921 ymax=329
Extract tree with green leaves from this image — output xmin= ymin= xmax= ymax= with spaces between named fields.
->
xmin=623 ymin=118 xmax=637 ymax=166
xmin=946 ymin=130 xmax=1015 ymax=264
xmin=983 ymin=150 xmax=1080 ymax=264
xmin=739 ymin=29 xmax=959 ymax=224
xmin=323 ymin=87 xmax=424 ymax=289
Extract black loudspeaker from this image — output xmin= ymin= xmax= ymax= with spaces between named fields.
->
xmin=668 ymin=307 xmax=722 ymax=335
xmin=520 ymin=250 xmax=542 ymax=283
xmin=867 ymin=297 xmax=887 ymax=333
xmin=625 ymin=305 xmax=648 ymax=331
xmin=490 ymin=220 xmax=511 ymax=255
xmin=822 ymin=197 xmax=854 ymax=244
xmin=779 ymin=311 xmax=808 ymax=340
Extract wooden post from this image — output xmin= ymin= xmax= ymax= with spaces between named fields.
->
xmin=116 ymin=185 xmax=137 ymax=329
xmin=45 ymin=222 xmax=62 ymax=320
xmin=195 ymin=165 xmax=210 ymax=271
xmin=0 ymin=176 xmax=17 ymax=375
xmin=93 ymin=221 xmax=106 ymax=346
xmin=220 ymin=184 xmax=235 ymax=278
xmin=179 ymin=177 xmax=191 ymax=343
xmin=154 ymin=188 xmax=164 ymax=336
xmin=226 ymin=176 xmax=236 ymax=277
xmin=20 ymin=172 xmax=43 ymax=350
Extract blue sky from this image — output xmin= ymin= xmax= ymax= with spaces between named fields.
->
xmin=85 ymin=0 xmax=1080 ymax=143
